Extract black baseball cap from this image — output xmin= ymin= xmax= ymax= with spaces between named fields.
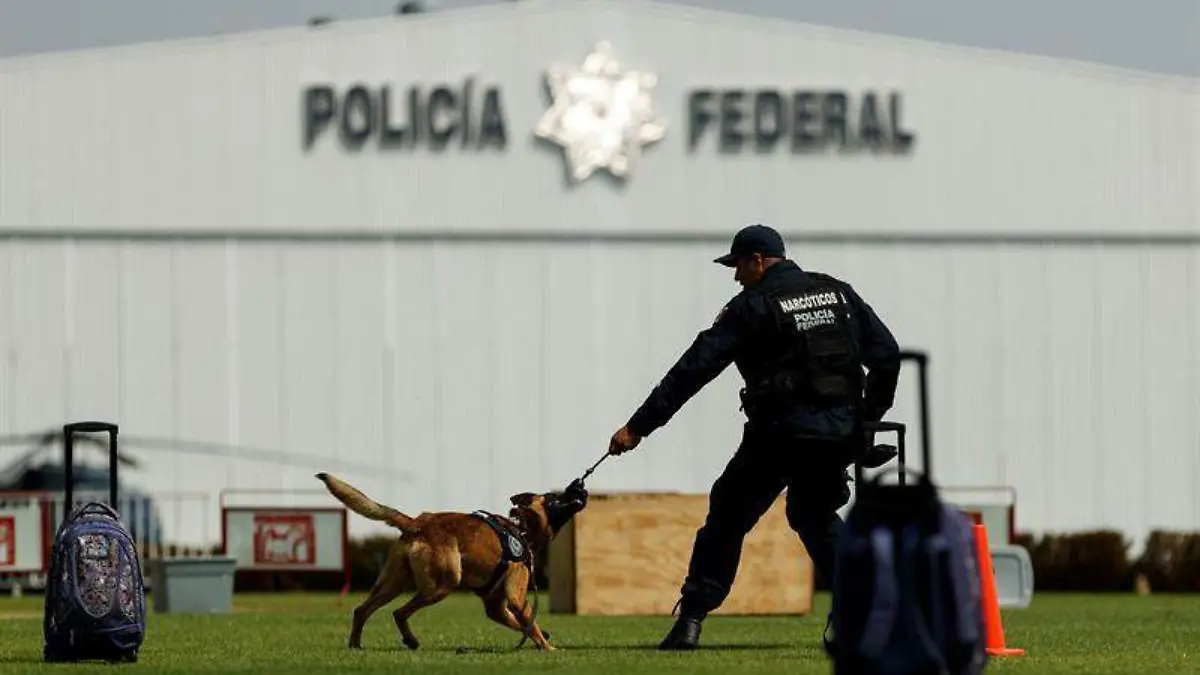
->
xmin=713 ymin=224 xmax=786 ymax=267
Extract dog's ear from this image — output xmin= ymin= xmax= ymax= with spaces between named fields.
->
xmin=509 ymin=492 xmax=537 ymax=507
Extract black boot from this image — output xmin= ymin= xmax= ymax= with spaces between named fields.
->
xmin=658 ymin=598 xmax=704 ymax=651
xmin=822 ymin=612 xmax=836 ymax=656
xmin=658 ymin=616 xmax=702 ymax=651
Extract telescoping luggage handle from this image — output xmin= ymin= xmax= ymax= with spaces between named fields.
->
xmin=857 ymin=350 xmax=932 ymax=486
xmin=62 ymin=421 xmax=120 ymax=518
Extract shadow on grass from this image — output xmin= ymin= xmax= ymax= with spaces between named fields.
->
xmin=570 ymin=643 xmax=798 ymax=652
xmin=446 ymin=642 xmax=800 ymax=654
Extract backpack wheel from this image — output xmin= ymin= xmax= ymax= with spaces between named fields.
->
xmin=109 ymin=650 xmax=138 ymax=664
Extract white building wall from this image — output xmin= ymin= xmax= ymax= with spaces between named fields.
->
xmin=0 ymin=0 xmax=1194 ymax=236
xmin=0 ymin=0 xmax=1197 ymax=546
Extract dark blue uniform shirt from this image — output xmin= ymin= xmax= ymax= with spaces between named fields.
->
xmin=626 ymin=259 xmax=901 ymax=440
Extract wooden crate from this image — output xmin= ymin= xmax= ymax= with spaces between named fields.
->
xmin=548 ymin=491 xmax=813 ymax=616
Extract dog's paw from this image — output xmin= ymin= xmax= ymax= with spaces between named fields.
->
xmin=402 ymin=636 xmax=420 ymax=650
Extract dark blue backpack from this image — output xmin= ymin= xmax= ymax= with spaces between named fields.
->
xmin=825 ymin=420 xmax=987 ymax=675
xmin=43 ymin=422 xmax=146 ymax=664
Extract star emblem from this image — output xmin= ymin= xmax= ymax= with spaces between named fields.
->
xmin=535 ymin=42 xmax=666 ymax=183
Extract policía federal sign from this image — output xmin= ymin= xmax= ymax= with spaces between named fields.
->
xmin=298 ymin=41 xmax=917 ymax=182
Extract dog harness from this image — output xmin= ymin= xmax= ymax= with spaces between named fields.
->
xmin=468 ymin=510 xmax=532 ymax=596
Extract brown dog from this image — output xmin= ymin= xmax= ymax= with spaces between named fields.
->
xmin=315 ymin=472 xmax=586 ymax=651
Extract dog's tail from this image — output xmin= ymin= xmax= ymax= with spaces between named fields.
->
xmin=315 ymin=472 xmax=420 ymax=534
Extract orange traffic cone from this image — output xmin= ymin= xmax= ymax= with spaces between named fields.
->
xmin=973 ymin=521 xmax=1026 ymax=657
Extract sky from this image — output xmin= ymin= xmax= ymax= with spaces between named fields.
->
xmin=0 ymin=0 xmax=1197 ymax=78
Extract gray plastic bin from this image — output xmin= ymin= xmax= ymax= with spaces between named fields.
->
xmin=991 ymin=545 xmax=1035 ymax=609
xmin=151 ymin=557 xmax=238 ymax=614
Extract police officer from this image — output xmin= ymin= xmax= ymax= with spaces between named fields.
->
xmin=606 ymin=224 xmax=902 ymax=650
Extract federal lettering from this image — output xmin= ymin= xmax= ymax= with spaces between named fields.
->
xmin=302 ymin=78 xmax=508 ymax=151
xmin=687 ymin=88 xmax=915 ymax=154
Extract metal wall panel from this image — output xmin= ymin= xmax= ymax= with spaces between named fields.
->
xmin=0 ymin=240 xmax=1196 ymax=550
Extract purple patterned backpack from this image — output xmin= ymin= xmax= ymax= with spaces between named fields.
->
xmin=43 ymin=421 xmax=146 ymax=664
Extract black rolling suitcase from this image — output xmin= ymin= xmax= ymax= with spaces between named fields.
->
xmin=825 ymin=356 xmax=988 ymax=675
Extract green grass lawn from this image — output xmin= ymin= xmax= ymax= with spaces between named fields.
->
xmin=1 ymin=591 xmax=1197 ymax=674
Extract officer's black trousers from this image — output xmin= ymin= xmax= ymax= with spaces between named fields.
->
xmin=677 ymin=424 xmax=856 ymax=619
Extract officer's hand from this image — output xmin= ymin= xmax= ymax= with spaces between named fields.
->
xmin=608 ymin=425 xmax=642 ymax=456
xmin=860 ymin=443 xmax=899 ymax=469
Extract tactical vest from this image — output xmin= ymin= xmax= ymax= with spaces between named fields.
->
xmin=741 ymin=279 xmax=863 ymax=415
xmin=468 ymin=511 xmax=531 ymax=596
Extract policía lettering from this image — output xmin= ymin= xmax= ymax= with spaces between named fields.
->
xmin=794 ymin=308 xmax=837 ymax=331
xmin=302 ymin=78 xmax=508 ymax=151
xmin=687 ymin=89 xmax=915 ymax=153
